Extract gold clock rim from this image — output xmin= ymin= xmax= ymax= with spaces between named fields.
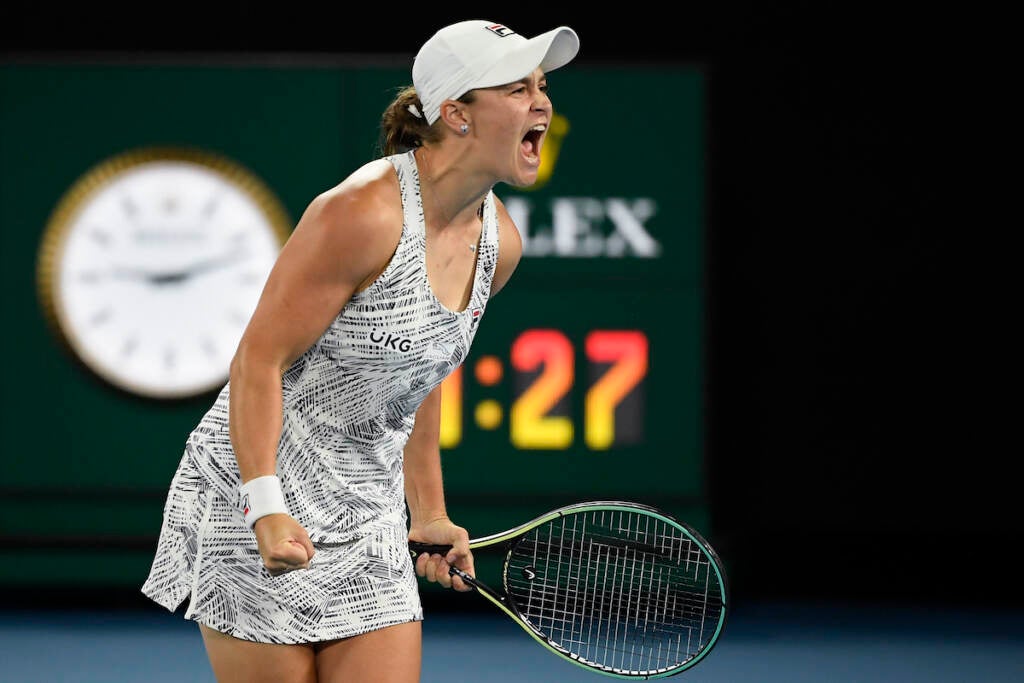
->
xmin=36 ymin=145 xmax=293 ymax=400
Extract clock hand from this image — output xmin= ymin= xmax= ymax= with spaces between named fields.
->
xmin=110 ymin=264 xmax=190 ymax=285
xmin=109 ymin=251 xmax=250 ymax=286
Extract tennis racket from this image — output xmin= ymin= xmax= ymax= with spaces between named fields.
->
xmin=409 ymin=500 xmax=728 ymax=679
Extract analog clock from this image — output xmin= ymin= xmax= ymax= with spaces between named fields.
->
xmin=37 ymin=146 xmax=291 ymax=399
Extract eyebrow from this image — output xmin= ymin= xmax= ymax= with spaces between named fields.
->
xmin=508 ymin=76 xmax=548 ymax=88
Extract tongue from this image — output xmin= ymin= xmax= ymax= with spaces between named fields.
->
xmin=521 ymin=137 xmax=537 ymax=159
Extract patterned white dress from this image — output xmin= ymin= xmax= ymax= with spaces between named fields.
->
xmin=141 ymin=150 xmax=497 ymax=643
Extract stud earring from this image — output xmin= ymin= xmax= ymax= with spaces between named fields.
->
xmin=460 ymin=124 xmax=469 ymax=134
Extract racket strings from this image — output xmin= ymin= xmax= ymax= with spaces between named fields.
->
xmin=507 ymin=536 xmax=716 ymax=613
xmin=507 ymin=548 xmax=714 ymax=620
xmin=515 ymin=546 xmax=717 ymax=671
xmin=504 ymin=510 xmax=724 ymax=676
xmin=508 ymin=549 xmax=716 ymax=639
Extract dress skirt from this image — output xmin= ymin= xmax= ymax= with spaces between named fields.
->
xmin=140 ymin=444 xmax=423 ymax=644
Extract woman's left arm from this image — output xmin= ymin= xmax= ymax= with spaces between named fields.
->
xmin=404 ymin=384 xmax=473 ymax=591
xmin=404 ymin=195 xmax=524 ymax=590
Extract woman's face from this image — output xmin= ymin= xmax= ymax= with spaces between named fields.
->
xmin=469 ymin=67 xmax=553 ymax=187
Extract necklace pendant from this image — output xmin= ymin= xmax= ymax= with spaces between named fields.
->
xmin=469 ymin=243 xmax=477 ymax=252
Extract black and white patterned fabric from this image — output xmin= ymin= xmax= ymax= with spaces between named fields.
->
xmin=141 ymin=150 xmax=498 ymax=643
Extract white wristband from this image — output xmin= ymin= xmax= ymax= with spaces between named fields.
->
xmin=239 ymin=475 xmax=289 ymax=529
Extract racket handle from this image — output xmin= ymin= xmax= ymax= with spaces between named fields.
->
xmin=409 ymin=542 xmax=483 ymax=590
xmin=408 ymin=541 xmax=454 ymax=558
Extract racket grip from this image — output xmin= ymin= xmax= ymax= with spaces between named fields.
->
xmin=408 ymin=541 xmax=454 ymax=558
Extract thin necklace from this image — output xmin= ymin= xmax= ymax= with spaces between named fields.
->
xmin=418 ymin=148 xmax=480 ymax=253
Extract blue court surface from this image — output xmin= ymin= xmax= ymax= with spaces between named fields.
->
xmin=1 ymin=601 xmax=1022 ymax=682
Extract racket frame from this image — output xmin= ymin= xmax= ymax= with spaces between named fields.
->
xmin=410 ymin=500 xmax=728 ymax=679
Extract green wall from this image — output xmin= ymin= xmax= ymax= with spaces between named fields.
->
xmin=0 ymin=58 xmax=705 ymax=589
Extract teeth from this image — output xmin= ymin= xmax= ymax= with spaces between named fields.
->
xmin=530 ymin=124 xmax=547 ymax=132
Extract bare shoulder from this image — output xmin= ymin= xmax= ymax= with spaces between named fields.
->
xmin=310 ymin=159 xmax=402 ymax=246
xmin=291 ymin=159 xmax=403 ymax=284
xmin=491 ymin=194 xmax=523 ymax=296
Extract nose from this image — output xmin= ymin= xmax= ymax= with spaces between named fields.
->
xmin=532 ymin=87 xmax=552 ymax=112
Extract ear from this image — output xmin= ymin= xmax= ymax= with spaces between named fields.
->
xmin=438 ymin=101 xmax=470 ymax=135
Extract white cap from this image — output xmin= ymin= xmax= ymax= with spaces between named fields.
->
xmin=412 ymin=20 xmax=580 ymax=125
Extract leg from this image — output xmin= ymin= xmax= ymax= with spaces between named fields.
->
xmin=315 ymin=620 xmax=422 ymax=683
xmin=200 ymin=624 xmax=318 ymax=683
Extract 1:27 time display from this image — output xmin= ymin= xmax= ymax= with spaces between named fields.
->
xmin=440 ymin=328 xmax=648 ymax=451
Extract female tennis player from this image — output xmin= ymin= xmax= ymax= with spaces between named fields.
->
xmin=141 ymin=19 xmax=580 ymax=683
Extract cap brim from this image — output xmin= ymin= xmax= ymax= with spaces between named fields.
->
xmin=472 ymin=26 xmax=580 ymax=90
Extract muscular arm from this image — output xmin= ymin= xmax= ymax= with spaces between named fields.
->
xmin=404 ymin=383 xmax=473 ymax=591
xmin=403 ymin=386 xmax=447 ymax=528
xmin=228 ymin=160 xmax=400 ymax=571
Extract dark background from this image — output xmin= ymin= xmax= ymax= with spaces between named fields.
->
xmin=3 ymin=7 xmax=998 ymax=608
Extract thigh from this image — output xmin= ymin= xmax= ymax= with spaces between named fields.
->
xmin=315 ymin=620 xmax=422 ymax=683
xmin=200 ymin=624 xmax=317 ymax=683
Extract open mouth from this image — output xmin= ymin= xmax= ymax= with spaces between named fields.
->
xmin=521 ymin=124 xmax=546 ymax=163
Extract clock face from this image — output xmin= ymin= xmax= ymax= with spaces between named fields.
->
xmin=37 ymin=147 xmax=291 ymax=399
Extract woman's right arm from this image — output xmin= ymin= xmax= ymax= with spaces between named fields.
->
xmin=228 ymin=162 xmax=400 ymax=574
